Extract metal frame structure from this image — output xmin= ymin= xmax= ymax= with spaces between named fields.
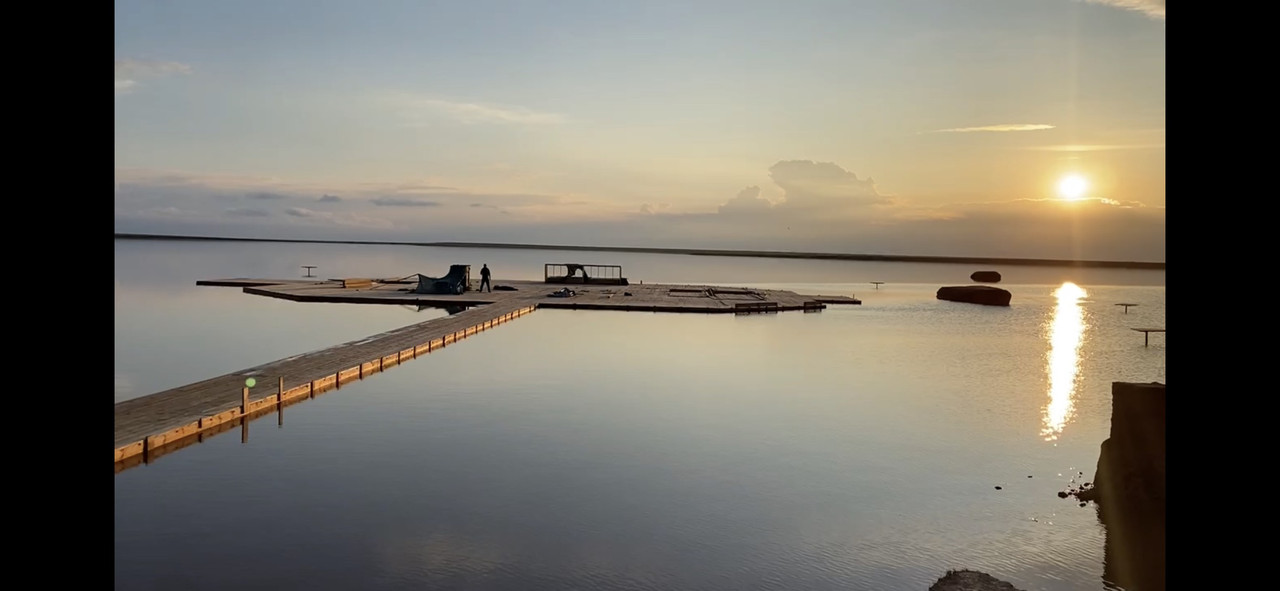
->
xmin=544 ymin=263 xmax=628 ymax=285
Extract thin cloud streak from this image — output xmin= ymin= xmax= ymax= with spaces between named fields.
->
xmin=370 ymin=197 xmax=442 ymax=207
xmin=930 ymin=124 xmax=1056 ymax=133
xmin=391 ymin=95 xmax=565 ymax=125
xmin=1081 ymin=0 xmax=1165 ymax=20
xmin=115 ymin=58 xmax=191 ymax=94
xmin=1020 ymin=143 xmax=1164 ymax=152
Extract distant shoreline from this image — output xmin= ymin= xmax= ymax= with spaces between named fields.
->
xmin=113 ymin=233 xmax=1165 ymax=270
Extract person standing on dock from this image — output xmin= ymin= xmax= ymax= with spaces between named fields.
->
xmin=479 ymin=264 xmax=492 ymax=292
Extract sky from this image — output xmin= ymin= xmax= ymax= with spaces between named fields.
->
xmin=115 ymin=0 xmax=1165 ymax=262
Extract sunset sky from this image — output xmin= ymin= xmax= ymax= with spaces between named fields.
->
xmin=115 ymin=0 xmax=1165 ymax=262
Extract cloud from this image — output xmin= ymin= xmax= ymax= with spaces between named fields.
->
xmin=389 ymin=94 xmax=565 ymax=125
xmin=285 ymin=207 xmax=393 ymax=228
xmin=710 ymin=161 xmax=889 ymax=219
xmin=138 ymin=206 xmax=192 ymax=217
xmin=718 ymin=186 xmax=772 ymax=214
xmin=113 ymin=161 xmax=1163 ymax=262
xmin=1081 ymin=0 xmax=1165 ymax=19
xmin=319 ymin=194 xmax=342 ymax=202
xmin=247 ymin=192 xmax=290 ymax=200
xmin=1020 ymin=143 xmax=1164 ymax=152
xmin=371 ymin=197 xmax=442 ymax=207
xmin=224 ymin=207 xmax=270 ymax=217
xmin=768 ymin=160 xmax=891 ymax=210
xmin=930 ymin=124 xmax=1056 ymax=133
xmin=640 ymin=202 xmax=673 ymax=215
xmin=115 ymin=58 xmax=191 ymax=94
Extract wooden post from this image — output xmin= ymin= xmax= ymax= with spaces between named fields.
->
xmin=242 ymin=387 xmax=249 ymax=415
xmin=241 ymin=417 xmax=248 ymax=443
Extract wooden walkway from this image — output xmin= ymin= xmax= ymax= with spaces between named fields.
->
xmin=115 ymin=276 xmax=863 ymax=469
xmin=114 ymin=300 xmax=535 ymax=463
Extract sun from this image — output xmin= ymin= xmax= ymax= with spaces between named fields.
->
xmin=1056 ymin=174 xmax=1088 ymax=201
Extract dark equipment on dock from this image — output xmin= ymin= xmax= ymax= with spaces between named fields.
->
xmin=544 ymin=263 xmax=629 ymax=285
xmin=415 ymin=265 xmax=471 ymax=295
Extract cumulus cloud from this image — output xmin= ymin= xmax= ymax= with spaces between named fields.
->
xmin=931 ymin=124 xmax=1056 ymax=133
xmin=768 ymin=160 xmax=890 ymax=210
xmin=717 ymin=186 xmax=772 ymax=214
xmin=319 ymin=194 xmax=342 ymax=202
xmin=1081 ymin=0 xmax=1164 ymax=19
xmin=115 ymin=59 xmax=191 ymax=94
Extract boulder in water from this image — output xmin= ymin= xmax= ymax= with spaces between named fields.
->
xmin=929 ymin=570 xmax=1024 ymax=591
xmin=970 ymin=271 xmax=1002 ymax=283
xmin=937 ymin=285 xmax=1012 ymax=307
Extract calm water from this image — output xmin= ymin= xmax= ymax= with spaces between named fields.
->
xmin=114 ymin=239 xmax=1165 ymax=590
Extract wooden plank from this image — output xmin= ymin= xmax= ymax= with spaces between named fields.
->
xmin=247 ymin=395 xmax=278 ymax=413
xmin=283 ymin=385 xmax=310 ymax=402
xmin=338 ymin=367 xmax=361 ymax=385
xmin=115 ymin=441 xmax=144 ymax=462
xmin=145 ymin=419 xmax=201 ymax=450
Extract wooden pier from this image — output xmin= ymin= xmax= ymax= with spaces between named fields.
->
xmin=116 ymin=276 xmax=861 ymax=470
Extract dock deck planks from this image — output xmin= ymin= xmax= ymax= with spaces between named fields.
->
xmin=114 ymin=300 xmax=534 ymax=456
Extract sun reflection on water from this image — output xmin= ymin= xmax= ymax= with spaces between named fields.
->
xmin=1043 ymin=282 xmax=1088 ymax=441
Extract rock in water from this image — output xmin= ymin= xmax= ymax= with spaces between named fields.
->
xmin=970 ymin=271 xmax=1002 ymax=283
xmin=937 ymin=285 xmax=1012 ymax=306
xmin=929 ymin=569 xmax=1025 ymax=591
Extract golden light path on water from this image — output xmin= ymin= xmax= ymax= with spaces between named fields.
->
xmin=1042 ymin=282 xmax=1088 ymax=441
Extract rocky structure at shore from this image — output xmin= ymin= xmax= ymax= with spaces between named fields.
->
xmin=969 ymin=271 xmax=1002 ymax=283
xmin=1070 ymin=381 xmax=1165 ymax=590
xmin=928 ymin=570 xmax=1023 ymax=591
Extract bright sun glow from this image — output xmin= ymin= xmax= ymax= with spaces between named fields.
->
xmin=1056 ymin=175 xmax=1088 ymax=201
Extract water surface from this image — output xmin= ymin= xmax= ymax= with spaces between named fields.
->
xmin=115 ymin=239 xmax=1165 ymax=590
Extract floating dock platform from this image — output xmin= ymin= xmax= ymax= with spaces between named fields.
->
xmin=117 ymin=275 xmax=860 ymax=470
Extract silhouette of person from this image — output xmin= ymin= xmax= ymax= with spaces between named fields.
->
xmin=479 ymin=264 xmax=491 ymax=292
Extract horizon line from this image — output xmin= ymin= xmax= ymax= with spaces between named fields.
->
xmin=114 ymin=233 xmax=1166 ymax=270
